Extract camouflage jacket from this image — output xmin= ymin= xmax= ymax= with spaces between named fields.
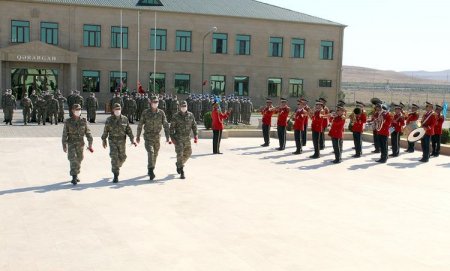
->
xmin=137 ymin=109 xmax=170 ymax=140
xmin=73 ymin=95 xmax=84 ymax=108
xmin=20 ymin=97 xmax=33 ymax=109
xmin=62 ymin=117 xmax=93 ymax=146
xmin=36 ymin=99 xmax=47 ymax=110
xmin=47 ymin=98 xmax=59 ymax=112
xmin=3 ymin=95 xmax=16 ymax=108
xmin=57 ymin=96 xmax=67 ymax=110
xmin=86 ymin=97 xmax=98 ymax=109
xmin=101 ymin=115 xmax=134 ymax=143
xmin=169 ymin=111 xmax=198 ymax=141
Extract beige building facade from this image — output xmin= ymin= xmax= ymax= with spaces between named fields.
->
xmin=0 ymin=0 xmax=345 ymax=107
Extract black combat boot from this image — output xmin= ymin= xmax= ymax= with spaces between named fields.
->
xmin=148 ymin=168 xmax=156 ymax=181
xmin=113 ymin=173 xmax=119 ymax=183
xmin=176 ymin=163 xmax=181 ymax=174
xmin=180 ymin=167 xmax=185 ymax=179
xmin=71 ymin=175 xmax=77 ymax=185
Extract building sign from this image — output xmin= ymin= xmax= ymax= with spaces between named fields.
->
xmin=15 ymin=55 xmax=57 ymax=62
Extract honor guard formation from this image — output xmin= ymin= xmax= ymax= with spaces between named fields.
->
xmin=1 ymin=88 xmax=448 ymax=185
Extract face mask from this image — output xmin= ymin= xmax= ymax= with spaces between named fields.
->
xmin=73 ymin=110 xmax=81 ymax=117
xmin=151 ymin=103 xmax=159 ymax=109
xmin=180 ymin=107 xmax=187 ymax=113
xmin=114 ymin=110 xmax=121 ymax=117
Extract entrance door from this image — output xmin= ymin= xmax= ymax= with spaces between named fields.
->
xmin=11 ymin=68 xmax=58 ymax=99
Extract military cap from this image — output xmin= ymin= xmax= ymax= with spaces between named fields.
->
xmin=435 ymin=104 xmax=442 ymax=109
xmin=298 ymin=98 xmax=308 ymax=103
xmin=280 ymin=97 xmax=287 ymax=102
xmin=315 ymin=100 xmax=324 ymax=105
xmin=266 ymin=98 xmax=272 ymax=103
xmin=336 ymin=105 xmax=344 ymax=110
xmin=411 ymin=103 xmax=419 ymax=108
xmin=180 ymin=101 xmax=187 ymax=107
xmin=338 ymin=100 xmax=346 ymax=106
xmin=150 ymin=96 xmax=158 ymax=102
xmin=381 ymin=104 xmax=388 ymax=110
xmin=356 ymin=101 xmax=365 ymax=106
xmin=425 ymin=101 xmax=433 ymax=107
xmin=318 ymin=97 xmax=327 ymax=103
xmin=113 ymin=103 xmax=122 ymax=109
xmin=72 ymin=104 xmax=81 ymax=110
xmin=399 ymin=102 xmax=405 ymax=108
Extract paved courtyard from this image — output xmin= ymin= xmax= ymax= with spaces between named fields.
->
xmin=0 ymin=119 xmax=449 ymax=271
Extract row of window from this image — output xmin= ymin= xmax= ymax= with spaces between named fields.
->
xmin=82 ymin=70 xmax=333 ymax=96
xmin=10 ymin=20 xmax=334 ymax=60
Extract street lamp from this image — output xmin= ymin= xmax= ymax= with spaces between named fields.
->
xmin=201 ymin=26 xmax=217 ymax=95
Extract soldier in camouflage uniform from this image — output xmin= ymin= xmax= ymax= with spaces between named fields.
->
xmin=30 ymin=90 xmax=38 ymax=122
xmin=136 ymin=96 xmax=170 ymax=181
xmin=169 ymin=101 xmax=198 ymax=179
xmin=85 ymin=92 xmax=98 ymax=123
xmin=126 ymin=95 xmax=137 ymax=124
xmin=56 ymin=91 xmax=67 ymax=123
xmin=35 ymin=96 xmax=47 ymax=125
xmin=20 ymin=93 xmax=33 ymax=125
xmin=47 ymin=94 xmax=59 ymax=125
xmin=62 ymin=104 xmax=94 ymax=185
xmin=135 ymin=93 xmax=142 ymax=121
xmin=109 ymin=92 xmax=123 ymax=114
xmin=73 ymin=90 xmax=84 ymax=111
xmin=2 ymin=89 xmax=16 ymax=125
xmin=101 ymin=103 xmax=136 ymax=183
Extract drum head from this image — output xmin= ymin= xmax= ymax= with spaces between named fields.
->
xmin=407 ymin=127 xmax=426 ymax=143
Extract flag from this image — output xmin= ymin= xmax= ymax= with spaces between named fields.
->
xmin=443 ymin=102 xmax=448 ymax=119
xmin=137 ymin=81 xmax=145 ymax=94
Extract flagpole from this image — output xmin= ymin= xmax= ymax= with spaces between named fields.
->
xmin=137 ymin=10 xmax=140 ymax=89
xmin=120 ymin=9 xmax=123 ymax=92
xmin=153 ymin=12 xmax=157 ymax=94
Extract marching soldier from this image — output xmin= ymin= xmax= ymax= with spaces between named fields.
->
xmin=274 ymin=98 xmax=290 ymax=151
xmin=35 ymin=96 xmax=47 ymax=125
xmin=309 ymin=101 xmax=325 ymax=159
xmin=419 ymin=102 xmax=437 ymax=163
xmin=350 ymin=101 xmax=367 ymax=158
xmin=109 ymin=92 xmax=123 ymax=114
xmin=375 ymin=103 xmax=392 ymax=163
xmin=67 ymin=90 xmax=75 ymax=116
xmin=211 ymin=102 xmax=231 ymax=154
xmin=328 ymin=105 xmax=346 ymax=164
xmin=136 ymin=96 xmax=170 ymax=181
xmin=47 ymin=94 xmax=59 ymax=125
xmin=20 ymin=92 xmax=33 ymax=125
xmin=3 ymin=89 xmax=16 ymax=125
xmin=30 ymin=90 xmax=38 ymax=122
xmin=405 ymin=104 xmax=419 ymax=153
xmin=85 ymin=92 xmax=98 ymax=123
xmin=126 ymin=95 xmax=137 ymax=124
xmin=390 ymin=104 xmax=405 ymax=157
xmin=62 ymin=104 xmax=94 ymax=185
xmin=101 ymin=103 xmax=137 ymax=183
xmin=56 ymin=91 xmax=67 ymax=123
xmin=260 ymin=98 xmax=275 ymax=147
xmin=431 ymin=104 xmax=445 ymax=157
xmin=169 ymin=101 xmax=198 ymax=179
xmin=291 ymin=98 xmax=308 ymax=154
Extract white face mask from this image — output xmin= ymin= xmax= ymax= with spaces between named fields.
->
xmin=180 ymin=107 xmax=187 ymax=113
xmin=151 ymin=103 xmax=159 ymax=109
xmin=73 ymin=110 xmax=81 ymax=117
xmin=114 ymin=110 xmax=121 ymax=117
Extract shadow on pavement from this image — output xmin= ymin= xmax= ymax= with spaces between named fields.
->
xmin=348 ymin=162 xmax=382 ymax=170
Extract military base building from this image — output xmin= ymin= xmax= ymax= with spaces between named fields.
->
xmin=0 ymin=0 xmax=345 ymax=107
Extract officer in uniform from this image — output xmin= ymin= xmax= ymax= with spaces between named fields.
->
xmin=419 ymin=102 xmax=437 ymax=163
xmin=328 ymin=105 xmax=346 ymax=164
xmin=431 ymin=104 xmax=444 ymax=157
xmin=20 ymin=92 xmax=33 ymax=125
xmin=85 ymin=92 xmax=98 ymax=123
xmin=136 ymin=96 xmax=170 ymax=181
xmin=350 ymin=101 xmax=367 ymax=158
xmin=36 ymin=96 xmax=47 ymax=125
xmin=260 ymin=98 xmax=275 ymax=147
xmin=170 ymin=101 xmax=198 ymax=179
xmin=309 ymin=101 xmax=325 ymax=158
xmin=3 ymin=89 xmax=16 ymax=125
xmin=30 ymin=90 xmax=38 ymax=122
xmin=274 ymin=98 xmax=290 ymax=151
xmin=375 ymin=104 xmax=392 ymax=163
xmin=56 ymin=91 xmax=67 ymax=123
xmin=291 ymin=98 xmax=308 ymax=154
xmin=110 ymin=92 xmax=123 ymax=114
xmin=47 ymin=94 xmax=59 ymax=125
xmin=318 ymin=98 xmax=329 ymax=150
xmin=390 ymin=104 xmax=405 ymax=157
xmin=62 ymin=104 xmax=94 ymax=185
xmin=102 ymin=103 xmax=137 ymax=183
xmin=126 ymin=95 xmax=137 ymax=124
xmin=405 ymin=104 xmax=419 ymax=152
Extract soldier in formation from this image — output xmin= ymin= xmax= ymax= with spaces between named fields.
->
xmin=56 ymin=90 xmax=67 ymax=123
xmin=2 ymin=89 xmax=16 ymax=125
xmin=85 ymin=92 xmax=99 ymax=123
xmin=47 ymin=94 xmax=59 ymax=125
xmin=20 ymin=92 xmax=33 ymax=125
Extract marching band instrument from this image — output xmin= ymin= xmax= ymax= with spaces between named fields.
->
xmin=403 ymin=122 xmax=418 ymax=137
xmin=407 ymin=127 xmax=426 ymax=142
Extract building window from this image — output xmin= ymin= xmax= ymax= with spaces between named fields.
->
xmin=268 ymin=78 xmax=282 ymax=97
xmin=269 ymin=37 xmax=283 ymax=57
xmin=289 ymin=79 xmax=304 ymax=97
xmin=40 ymin=22 xmax=58 ymax=45
xmin=82 ymin=70 xmax=100 ymax=92
xmin=291 ymin=38 xmax=305 ymax=58
xmin=235 ymin=34 xmax=251 ymax=55
xmin=234 ymin=76 xmax=249 ymax=96
xmin=210 ymin=75 xmax=226 ymax=95
xmin=176 ymin=31 xmax=191 ymax=52
xmin=150 ymin=28 xmax=167 ymax=51
xmin=174 ymin=74 xmax=190 ymax=94
xmin=83 ymin=24 xmax=101 ymax=47
xmin=319 ymin=79 xmax=332 ymax=87
xmin=111 ymin=26 xmax=128 ymax=49
xmin=149 ymin=73 xmax=166 ymax=93
xmin=11 ymin=20 xmax=30 ymax=43
xmin=110 ymin=71 xmax=127 ymax=92
xmin=212 ymin=33 xmax=228 ymax=54
xmin=320 ymin=40 xmax=334 ymax=60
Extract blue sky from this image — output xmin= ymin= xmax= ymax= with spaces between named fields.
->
xmin=258 ymin=0 xmax=449 ymax=72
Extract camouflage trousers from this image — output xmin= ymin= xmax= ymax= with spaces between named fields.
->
xmin=67 ymin=143 xmax=84 ymax=176
xmin=174 ymin=140 xmax=192 ymax=168
xmin=108 ymin=140 xmax=127 ymax=174
xmin=87 ymin=109 xmax=96 ymax=122
xmin=58 ymin=109 xmax=65 ymax=122
xmin=4 ymin=107 xmax=13 ymax=121
xmin=22 ymin=108 xmax=31 ymax=124
xmin=37 ymin=110 xmax=47 ymax=125
xmin=144 ymin=137 xmax=160 ymax=170
xmin=48 ymin=111 xmax=58 ymax=124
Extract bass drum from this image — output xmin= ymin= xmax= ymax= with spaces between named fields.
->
xmin=403 ymin=122 xmax=418 ymax=137
xmin=407 ymin=127 xmax=426 ymax=143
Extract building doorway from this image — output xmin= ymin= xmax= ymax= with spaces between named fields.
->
xmin=11 ymin=68 xmax=58 ymax=99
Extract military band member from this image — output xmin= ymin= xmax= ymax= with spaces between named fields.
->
xmin=318 ymin=98 xmax=329 ymax=150
xmin=136 ymin=96 xmax=170 ymax=181
xmin=370 ymin=104 xmax=381 ymax=153
xmin=405 ymin=104 xmax=419 ymax=152
xmin=260 ymin=98 xmax=275 ymax=147
xmin=309 ymin=101 xmax=325 ymax=159
xmin=20 ymin=93 xmax=33 ymax=125
xmin=350 ymin=101 xmax=367 ymax=158
xmin=274 ymin=98 xmax=290 ymax=151
xmin=62 ymin=104 xmax=94 ymax=185
xmin=211 ymin=102 xmax=231 ymax=154
xmin=291 ymin=98 xmax=308 ymax=154
xmin=102 ymin=103 xmax=137 ymax=183
xmin=390 ymin=104 xmax=405 ymax=157
xmin=431 ymin=104 xmax=445 ymax=157
xmin=419 ymin=102 xmax=437 ymax=163
xmin=375 ymin=104 xmax=393 ymax=163
xmin=328 ymin=105 xmax=346 ymax=164
xmin=169 ymin=101 xmax=198 ymax=179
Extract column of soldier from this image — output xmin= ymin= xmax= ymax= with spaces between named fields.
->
xmin=260 ymin=97 xmax=445 ymax=164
